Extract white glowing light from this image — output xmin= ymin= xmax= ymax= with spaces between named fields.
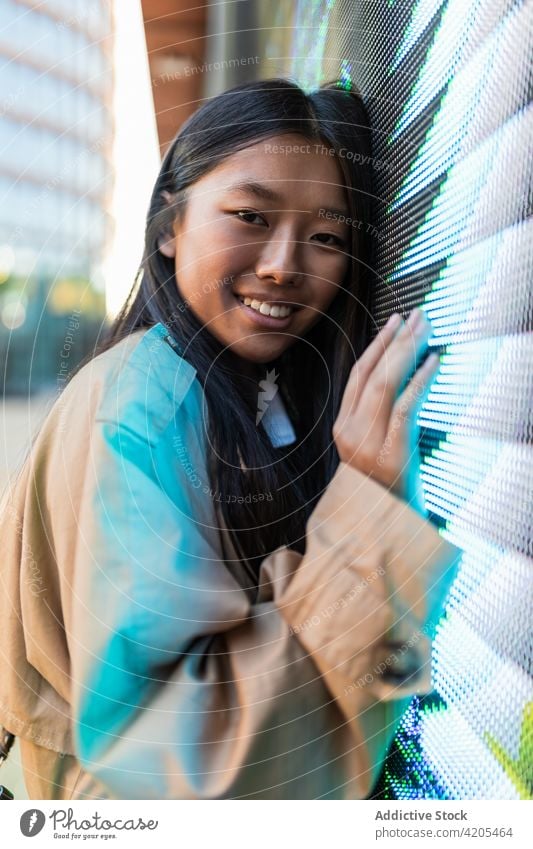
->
xmin=102 ymin=0 xmax=160 ymax=319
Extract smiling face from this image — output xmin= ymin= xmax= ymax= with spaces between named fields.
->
xmin=158 ymin=133 xmax=351 ymax=367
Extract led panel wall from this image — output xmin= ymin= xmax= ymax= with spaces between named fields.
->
xmin=284 ymin=0 xmax=532 ymax=799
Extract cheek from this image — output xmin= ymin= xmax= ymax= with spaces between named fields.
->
xmin=313 ymin=272 xmax=346 ymax=311
xmin=175 ymin=241 xmax=224 ymax=299
xmin=201 ymin=216 xmax=248 ymax=247
xmin=187 ymin=223 xmax=257 ymax=278
xmin=313 ymin=247 xmax=349 ymax=280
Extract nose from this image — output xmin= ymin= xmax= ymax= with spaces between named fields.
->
xmin=255 ymin=230 xmax=303 ymax=286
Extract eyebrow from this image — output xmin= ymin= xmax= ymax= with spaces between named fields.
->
xmin=223 ymin=180 xmax=350 ymax=222
xmin=224 ymin=180 xmax=279 ymax=203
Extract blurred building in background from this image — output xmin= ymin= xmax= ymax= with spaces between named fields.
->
xmin=0 ymin=0 xmax=115 ymax=393
xmin=140 ymin=0 xmax=207 ymax=153
xmin=140 ymin=0 xmax=294 ymax=151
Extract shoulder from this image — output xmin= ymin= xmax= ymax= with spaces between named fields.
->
xmin=56 ymin=323 xmax=203 ymax=446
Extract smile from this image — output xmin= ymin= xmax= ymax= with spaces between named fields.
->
xmin=238 ymin=296 xmax=293 ymax=318
xmin=233 ymin=294 xmax=296 ymax=328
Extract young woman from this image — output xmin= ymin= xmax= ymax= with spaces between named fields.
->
xmin=0 ymin=79 xmax=460 ymax=800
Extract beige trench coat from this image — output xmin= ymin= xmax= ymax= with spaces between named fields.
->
xmin=0 ymin=323 xmax=461 ymax=799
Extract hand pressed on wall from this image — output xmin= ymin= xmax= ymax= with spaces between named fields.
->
xmin=333 ymin=309 xmax=439 ymax=518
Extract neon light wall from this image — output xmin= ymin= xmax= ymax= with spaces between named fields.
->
xmin=286 ymin=0 xmax=532 ymax=799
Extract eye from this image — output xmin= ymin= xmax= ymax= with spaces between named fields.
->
xmin=234 ymin=210 xmax=267 ymax=225
xmin=312 ymin=232 xmax=346 ymax=248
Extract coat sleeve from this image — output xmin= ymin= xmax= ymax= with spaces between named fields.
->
xmin=64 ymin=410 xmax=461 ymax=799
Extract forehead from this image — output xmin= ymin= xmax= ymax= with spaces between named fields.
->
xmin=191 ymin=133 xmax=348 ymax=204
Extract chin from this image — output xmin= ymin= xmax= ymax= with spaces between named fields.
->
xmin=240 ymin=343 xmax=293 ymax=364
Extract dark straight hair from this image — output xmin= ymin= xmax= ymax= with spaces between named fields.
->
xmin=79 ymin=77 xmax=375 ymax=577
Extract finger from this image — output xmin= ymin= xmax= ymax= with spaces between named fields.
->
xmin=339 ymin=312 xmax=404 ymax=415
xmin=356 ymin=312 xmax=404 ymax=377
xmin=391 ymin=352 xmax=440 ymax=432
xmin=361 ymin=310 xmax=433 ymax=418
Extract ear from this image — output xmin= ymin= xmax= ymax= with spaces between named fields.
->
xmin=157 ymin=231 xmax=176 ymax=258
xmin=157 ymin=190 xmax=177 ymax=258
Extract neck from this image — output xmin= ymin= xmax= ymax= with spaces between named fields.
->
xmin=233 ymin=356 xmax=263 ymax=382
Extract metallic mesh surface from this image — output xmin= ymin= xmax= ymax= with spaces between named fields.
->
xmin=281 ymin=0 xmax=532 ymax=800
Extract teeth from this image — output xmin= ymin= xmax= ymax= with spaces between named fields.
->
xmin=240 ymin=296 xmax=293 ymax=318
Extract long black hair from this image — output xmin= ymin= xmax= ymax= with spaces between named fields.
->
xmin=83 ymin=78 xmax=375 ymax=576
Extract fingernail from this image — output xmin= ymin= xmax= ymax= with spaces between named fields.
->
xmin=407 ymin=308 xmax=424 ymax=329
xmin=386 ymin=313 xmax=402 ymax=331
